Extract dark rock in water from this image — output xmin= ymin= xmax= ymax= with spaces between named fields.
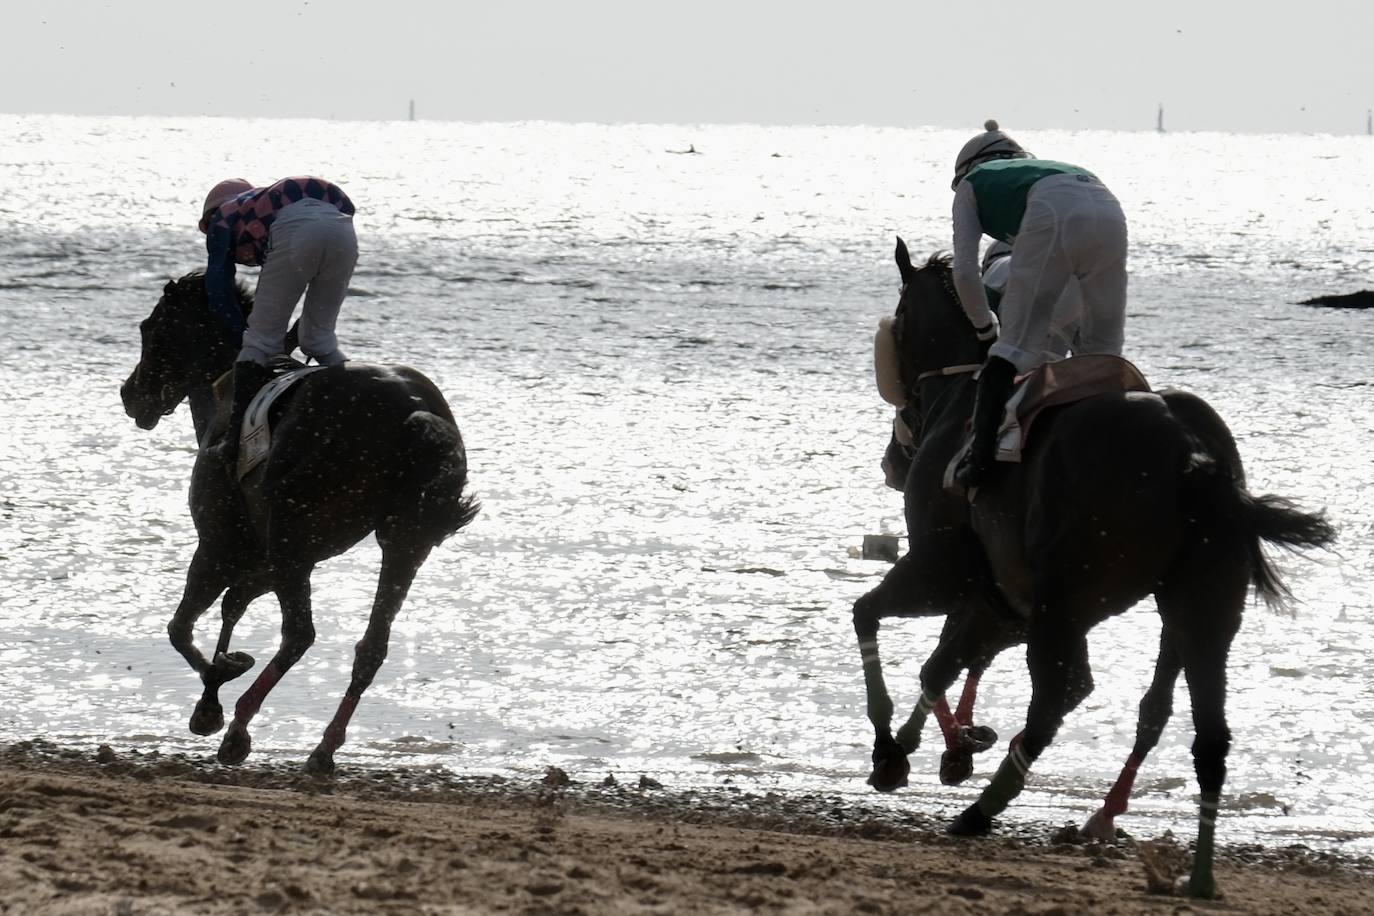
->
xmin=1299 ymin=290 xmax=1374 ymax=308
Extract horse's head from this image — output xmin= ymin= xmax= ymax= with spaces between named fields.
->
xmin=890 ymin=237 xmax=985 ymax=388
xmin=876 ymin=238 xmax=986 ymax=490
xmin=120 ymin=272 xmax=249 ymax=429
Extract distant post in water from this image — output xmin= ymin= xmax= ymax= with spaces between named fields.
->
xmin=409 ymin=99 xmax=416 ymax=122
xmin=1157 ymin=103 xmax=1165 ymax=133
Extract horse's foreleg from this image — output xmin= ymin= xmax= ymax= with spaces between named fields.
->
xmin=167 ymin=547 xmax=232 ymax=681
xmin=890 ymin=609 xmax=1003 ymax=784
xmin=895 ymin=614 xmax=974 ymax=755
xmin=867 ymin=609 xmax=981 ymax=785
xmin=917 ymin=610 xmax=1010 ymax=785
xmin=190 ymin=582 xmax=266 ymax=736
xmin=852 ymin=554 xmax=935 ymax=792
xmin=951 ymin=618 xmax=1091 ymax=836
xmin=1082 ymin=628 xmax=1182 ymax=842
xmin=306 ymin=543 xmax=431 ymax=776
xmin=953 ymin=669 xmax=980 ymax=725
xmin=218 ymin=569 xmax=316 ymax=766
xmin=931 ymin=666 xmax=998 ymax=785
xmin=952 ymin=667 xmax=999 ymax=749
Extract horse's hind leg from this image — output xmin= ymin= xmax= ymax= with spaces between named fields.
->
xmin=218 ymin=567 xmax=317 ymax=766
xmin=1166 ymin=587 xmax=1243 ymax=899
xmin=949 ymin=613 xmax=1093 ymax=835
xmin=1082 ymin=627 xmax=1183 ymax=841
xmin=190 ymin=580 xmax=268 ymax=736
xmin=305 ymin=542 xmax=432 ymax=776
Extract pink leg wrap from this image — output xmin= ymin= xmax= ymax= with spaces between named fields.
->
xmin=1102 ymin=753 xmax=1143 ymax=817
xmin=955 ymin=672 xmax=981 ymax=725
xmin=232 ymin=661 xmax=284 ymax=723
xmin=933 ymin=697 xmax=960 ymax=750
xmin=319 ymin=694 xmax=360 ymax=754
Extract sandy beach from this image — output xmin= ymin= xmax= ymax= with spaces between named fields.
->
xmin=1 ymin=740 xmax=1369 ymax=915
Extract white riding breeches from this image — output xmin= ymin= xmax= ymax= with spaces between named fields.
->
xmin=239 ymin=198 xmax=359 ymax=366
xmin=989 ymin=173 xmax=1128 ymax=373
xmin=982 ymin=246 xmax=1083 ymax=364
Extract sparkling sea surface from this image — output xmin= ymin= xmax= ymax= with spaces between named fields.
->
xmin=1 ymin=114 xmax=1371 ymax=852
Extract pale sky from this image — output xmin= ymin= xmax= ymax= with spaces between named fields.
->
xmin=3 ymin=1 xmax=1371 ymax=134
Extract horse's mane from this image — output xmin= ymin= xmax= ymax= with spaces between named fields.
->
xmin=924 ymin=252 xmax=953 ymax=271
xmin=167 ymin=269 xmax=254 ymax=313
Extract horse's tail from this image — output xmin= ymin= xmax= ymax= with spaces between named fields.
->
xmin=1168 ymin=390 xmax=1335 ymax=610
xmin=397 ymin=411 xmax=481 ymax=543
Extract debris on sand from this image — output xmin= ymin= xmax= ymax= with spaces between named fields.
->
xmin=1137 ymin=831 xmax=1191 ymax=894
xmin=861 ymin=534 xmax=901 ymax=562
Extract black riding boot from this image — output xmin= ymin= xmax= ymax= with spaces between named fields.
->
xmin=955 ymin=355 xmax=1018 ymax=489
xmin=206 ymin=360 xmax=272 ymax=470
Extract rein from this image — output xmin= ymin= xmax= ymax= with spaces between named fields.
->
xmin=916 ymin=363 xmax=980 ymax=382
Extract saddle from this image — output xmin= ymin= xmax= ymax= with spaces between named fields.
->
xmin=212 ymin=360 xmax=327 ymax=479
xmin=998 ymin=355 xmax=1153 ymax=461
xmin=944 ymin=355 xmax=1155 ymax=489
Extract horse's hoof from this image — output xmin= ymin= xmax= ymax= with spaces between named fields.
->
xmin=303 ymin=749 xmax=336 ymax=778
xmin=211 ymin=651 xmax=255 ymax=680
xmin=939 ymin=750 xmax=974 ymax=786
xmin=1081 ymin=809 xmax=1117 ymax=843
xmin=189 ymin=700 xmax=225 ymax=736
xmin=957 ymin=724 xmax=998 ymax=754
xmin=217 ymin=723 xmax=252 ymax=766
xmin=947 ymin=804 xmax=994 ymax=836
xmin=866 ymin=755 xmax=910 ymax=793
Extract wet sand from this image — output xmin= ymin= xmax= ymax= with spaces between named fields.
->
xmin=1 ymin=740 xmax=1370 ymax=915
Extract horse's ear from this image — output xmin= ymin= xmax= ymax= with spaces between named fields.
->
xmin=894 ymin=237 xmax=915 ymax=285
xmin=164 ymin=280 xmax=177 ymax=295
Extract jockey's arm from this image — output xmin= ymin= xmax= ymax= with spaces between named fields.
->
xmin=951 ymin=183 xmax=996 ymax=334
xmin=203 ymin=224 xmax=246 ymax=344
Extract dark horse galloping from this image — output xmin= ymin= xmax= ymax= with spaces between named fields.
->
xmin=120 ymin=272 xmax=479 ymax=774
xmin=852 ymin=240 xmax=1334 ymax=897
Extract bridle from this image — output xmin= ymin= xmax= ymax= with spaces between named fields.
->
xmin=896 ymin=264 xmax=983 ymax=392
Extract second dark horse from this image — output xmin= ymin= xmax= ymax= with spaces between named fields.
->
xmin=852 ymin=240 xmax=1334 ymax=897
xmin=120 ymin=272 xmax=480 ymax=774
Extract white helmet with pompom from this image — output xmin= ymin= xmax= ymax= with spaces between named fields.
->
xmin=951 ymin=119 xmax=1029 ymax=190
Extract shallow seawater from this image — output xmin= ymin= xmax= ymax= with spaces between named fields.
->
xmin=0 ymin=115 xmax=1371 ymax=853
